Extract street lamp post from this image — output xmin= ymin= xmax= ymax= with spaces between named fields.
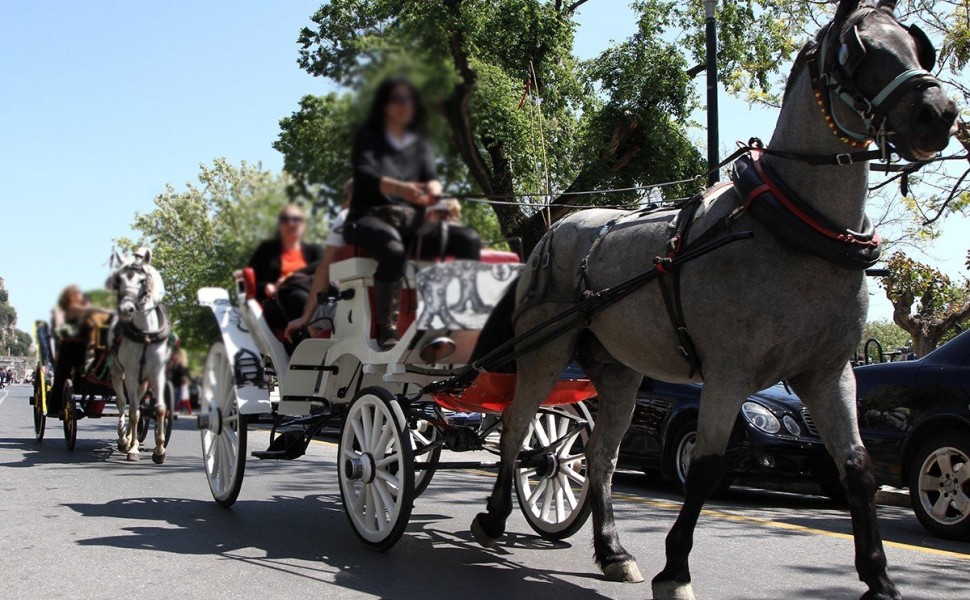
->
xmin=704 ymin=0 xmax=719 ymax=186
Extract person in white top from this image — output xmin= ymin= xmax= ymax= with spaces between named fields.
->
xmin=285 ymin=179 xmax=352 ymax=340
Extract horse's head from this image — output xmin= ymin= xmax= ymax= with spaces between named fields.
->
xmin=107 ymin=247 xmax=164 ymax=321
xmin=817 ymin=0 xmax=956 ymax=160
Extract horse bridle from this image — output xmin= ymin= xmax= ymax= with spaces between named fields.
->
xmin=115 ymin=264 xmax=153 ymax=314
xmin=811 ymin=7 xmax=940 ymax=150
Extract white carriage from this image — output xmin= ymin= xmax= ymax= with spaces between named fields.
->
xmin=197 ymin=249 xmax=595 ymax=550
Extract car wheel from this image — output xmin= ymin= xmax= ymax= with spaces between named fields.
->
xmin=665 ymin=421 xmax=731 ymax=497
xmin=908 ymin=431 xmax=970 ymax=541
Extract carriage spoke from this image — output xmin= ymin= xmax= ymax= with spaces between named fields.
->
xmin=374 ymin=425 xmax=393 ymax=456
xmin=375 ymin=468 xmax=401 ymax=489
xmin=540 ymin=479 xmax=555 ymax=521
xmin=370 ymin=409 xmax=385 ymax=453
xmin=360 ymin=409 xmax=374 ymax=449
xmin=528 ymin=478 xmax=549 ymax=506
xmin=364 ymin=486 xmax=377 ymax=531
xmin=350 ymin=419 xmax=367 ymax=450
xmin=563 ymin=464 xmax=586 ymax=485
xmin=374 ymin=453 xmax=400 ymax=470
xmin=353 ymin=485 xmax=366 ymax=514
xmin=555 ymin=482 xmax=566 ymax=523
xmin=559 ymin=474 xmax=578 ymax=509
xmin=373 ymin=480 xmax=396 ymax=521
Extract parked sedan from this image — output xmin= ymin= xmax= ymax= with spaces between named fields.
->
xmin=856 ymin=329 xmax=970 ymax=540
xmin=591 ymin=379 xmax=841 ymax=498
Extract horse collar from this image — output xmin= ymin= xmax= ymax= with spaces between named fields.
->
xmin=732 ymin=150 xmax=881 ymax=270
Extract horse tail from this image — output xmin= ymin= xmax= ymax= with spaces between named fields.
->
xmin=470 ymin=275 xmax=519 ymax=373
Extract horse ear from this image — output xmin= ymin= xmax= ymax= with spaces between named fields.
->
xmin=834 ymin=0 xmax=862 ymax=25
xmin=876 ymin=0 xmax=898 ymax=12
xmin=908 ymin=23 xmax=937 ymax=70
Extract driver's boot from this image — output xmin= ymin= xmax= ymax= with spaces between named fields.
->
xmin=375 ymin=279 xmax=402 ymax=351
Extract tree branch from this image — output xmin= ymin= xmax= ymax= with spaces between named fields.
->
xmin=567 ymin=0 xmax=593 ymax=13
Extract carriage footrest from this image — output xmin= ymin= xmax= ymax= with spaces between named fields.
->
xmin=251 ymin=430 xmax=307 ymax=460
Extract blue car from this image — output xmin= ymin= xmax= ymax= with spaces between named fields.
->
xmin=856 ymin=329 xmax=970 ymax=540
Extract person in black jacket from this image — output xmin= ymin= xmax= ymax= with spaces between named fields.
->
xmin=349 ymin=77 xmax=480 ymax=349
xmin=248 ymin=204 xmax=324 ymax=322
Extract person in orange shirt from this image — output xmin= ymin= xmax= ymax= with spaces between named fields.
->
xmin=247 ymin=204 xmax=324 ymax=324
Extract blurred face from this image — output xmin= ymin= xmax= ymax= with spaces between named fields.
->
xmin=384 ymin=84 xmax=415 ymax=131
xmin=278 ymin=207 xmax=306 ymax=242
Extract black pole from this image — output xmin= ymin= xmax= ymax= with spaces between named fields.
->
xmin=705 ymin=1 xmax=719 ymax=187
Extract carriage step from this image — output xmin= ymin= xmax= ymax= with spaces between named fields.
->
xmin=252 ymin=430 xmax=307 ymax=460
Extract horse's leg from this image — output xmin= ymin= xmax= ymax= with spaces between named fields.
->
xmin=575 ymin=335 xmax=644 ymax=582
xmin=652 ymin=381 xmax=744 ymax=600
xmin=126 ymin=376 xmax=141 ymax=462
xmin=111 ymin=369 xmax=129 ymax=453
xmin=152 ymin=357 xmax=167 ymax=465
xmin=790 ymin=364 xmax=900 ymax=600
xmin=471 ymin=334 xmax=576 ymax=547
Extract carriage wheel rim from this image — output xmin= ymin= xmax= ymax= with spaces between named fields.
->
xmin=339 ymin=393 xmax=408 ymax=544
xmin=516 ymin=408 xmax=590 ymax=531
xmin=917 ymin=446 xmax=970 ymax=526
xmin=201 ymin=345 xmax=241 ymax=500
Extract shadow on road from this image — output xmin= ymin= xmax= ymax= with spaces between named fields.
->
xmin=63 ymin=493 xmax=614 ymax=600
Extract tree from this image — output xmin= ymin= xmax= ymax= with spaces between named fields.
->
xmin=279 ymin=0 xmax=805 ymax=251
xmin=881 ymin=251 xmax=970 ymax=357
xmin=0 ymin=278 xmax=34 ymax=357
xmin=120 ymin=159 xmax=325 ymax=361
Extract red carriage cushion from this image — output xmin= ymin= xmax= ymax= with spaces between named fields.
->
xmin=434 ymin=372 xmax=596 ymax=415
xmin=241 ymin=267 xmax=258 ymax=299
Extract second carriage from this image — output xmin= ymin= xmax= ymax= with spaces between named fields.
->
xmin=197 ymin=248 xmax=596 ymax=550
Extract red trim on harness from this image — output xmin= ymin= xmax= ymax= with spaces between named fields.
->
xmin=748 ymin=153 xmax=879 ymax=248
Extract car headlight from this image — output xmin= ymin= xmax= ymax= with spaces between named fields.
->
xmin=782 ymin=414 xmax=802 ymax=437
xmin=741 ymin=402 xmax=781 ymax=434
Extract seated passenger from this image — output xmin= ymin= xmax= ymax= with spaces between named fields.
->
xmin=284 ymin=179 xmax=352 ymax=341
xmin=247 ymin=204 xmax=324 ymax=325
xmin=49 ymin=286 xmax=105 ymax=415
xmin=345 ymin=76 xmax=481 ymax=349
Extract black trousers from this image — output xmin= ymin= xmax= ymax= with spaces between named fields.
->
xmin=350 ymin=216 xmax=483 ymax=282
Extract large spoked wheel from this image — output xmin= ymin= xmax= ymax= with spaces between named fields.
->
xmin=338 ymin=387 xmax=415 ymax=552
xmin=62 ymin=380 xmax=77 ymax=451
xmin=201 ymin=343 xmax=248 ymax=508
xmin=514 ymin=402 xmax=593 ymax=540
xmin=33 ymin=378 xmax=46 ymax=442
xmin=410 ymin=420 xmax=441 ymax=497
xmin=909 ymin=431 xmax=970 ymax=540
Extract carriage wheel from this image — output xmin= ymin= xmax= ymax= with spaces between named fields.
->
xmin=338 ymin=387 xmax=415 ymax=552
xmin=62 ymin=380 xmax=77 ymax=451
xmin=136 ymin=390 xmax=152 ymax=444
xmin=200 ymin=342 xmax=248 ymax=507
xmin=514 ymin=402 xmax=593 ymax=540
xmin=410 ymin=421 xmax=441 ymax=497
xmin=162 ymin=381 xmax=174 ymax=448
xmin=32 ymin=378 xmax=46 ymax=442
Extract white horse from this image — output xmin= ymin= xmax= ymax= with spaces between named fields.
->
xmin=108 ymin=248 xmax=172 ymax=463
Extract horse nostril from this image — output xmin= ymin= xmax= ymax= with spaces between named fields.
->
xmin=915 ymin=106 xmax=937 ymax=126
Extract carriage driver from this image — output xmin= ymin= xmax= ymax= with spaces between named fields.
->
xmin=322 ymin=77 xmax=481 ymax=350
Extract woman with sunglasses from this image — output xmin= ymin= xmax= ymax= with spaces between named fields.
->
xmin=247 ymin=204 xmax=324 ymax=323
xmin=349 ymin=76 xmax=480 ymax=350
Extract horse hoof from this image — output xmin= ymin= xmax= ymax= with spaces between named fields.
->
xmin=471 ymin=515 xmax=499 ymax=548
xmin=126 ymin=451 xmax=140 ymax=462
xmin=652 ymin=580 xmax=696 ymax=600
xmin=152 ymin=452 xmax=165 ymax=465
xmin=861 ymin=589 xmax=902 ymax=600
xmin=603 ymin=560 xmax=644 ymax=583
xmin=118 ymin=441 xmax=128 ymax=453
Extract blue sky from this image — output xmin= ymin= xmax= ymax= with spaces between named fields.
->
xmin=1 ymin=0 xmax=966 ymax=331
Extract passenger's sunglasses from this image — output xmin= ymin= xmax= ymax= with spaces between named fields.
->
xmin=390 ymin=93 xmax=413 ymax=106
xmin=279 ymin=215 xmax=305 ymax=225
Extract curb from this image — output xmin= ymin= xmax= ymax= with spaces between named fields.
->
xmin=876 ymin=486 xmax=911 ymax=508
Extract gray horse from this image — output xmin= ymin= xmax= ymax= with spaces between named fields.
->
xmin=470 ymin=2 xmax=956 ymax=599
xmin=108 ymin=248 xmax=172 ymax=464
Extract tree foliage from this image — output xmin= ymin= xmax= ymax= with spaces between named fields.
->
xmin=0 ymin=278 xmax=33 ymax=356
xmin=120 ymin=159 xmax=325 ymax=359
xmin=860 ymin=319 xmax=912 ymax=359
xmin=279 ymin=0 xmax=808 ymax=250
xmin=880 ymin=251 xmax=970 ymax=356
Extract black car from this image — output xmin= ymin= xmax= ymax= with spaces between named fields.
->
xmin=856 ymin=328 xmax=970 ymax=540
xmin=594 ymin=379 xmax=841 ymax=498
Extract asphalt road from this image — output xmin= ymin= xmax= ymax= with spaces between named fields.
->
xmin=1 ymin=382 xmax=968 ymax=600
